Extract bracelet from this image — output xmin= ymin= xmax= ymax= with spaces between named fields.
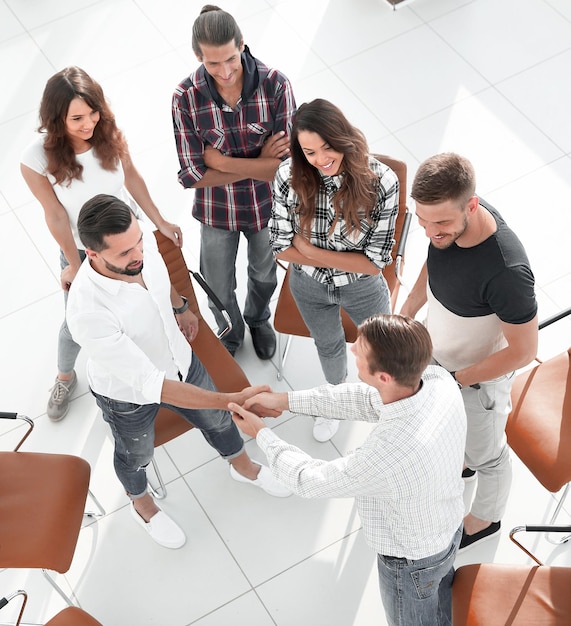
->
xmin=173 ymin=295 xmax=189 ymax=315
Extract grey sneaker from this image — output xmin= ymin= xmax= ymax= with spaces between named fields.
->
xmin=47 ymin=371 xmax=77 ymax=421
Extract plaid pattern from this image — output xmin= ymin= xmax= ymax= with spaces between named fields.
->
xmin=257 ymin=366 xmax=467 ymax=558
xmin=172 ymin=48 xmax=296 ymax=232
xmin=269 ymin=156 xmax=399 ymax=285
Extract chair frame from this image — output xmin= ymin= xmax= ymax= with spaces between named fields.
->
xmin=273 ymin=153 xmax=412 ymax=381
xmin=0 ymin=413 xmax=104 ymax=606
xmin=148 ymin=232 xmax=251 ymax=500
xmin=147 ymin=270 xmax=233 ymax=499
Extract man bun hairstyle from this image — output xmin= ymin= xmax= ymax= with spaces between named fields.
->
xmin=192 ymin=5 xmax=242 ymax=56
xmin=78 ymin=194 xmax=134 ymax=252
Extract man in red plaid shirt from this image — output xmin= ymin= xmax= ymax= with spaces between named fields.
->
xmin=172 ymin=5 xmax=296 ymax=360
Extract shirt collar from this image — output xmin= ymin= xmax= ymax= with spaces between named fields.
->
xmin=320 ymin=171 xmax=344 ymax=194
xmin=84 ymin=257 xmax=133 ymax=295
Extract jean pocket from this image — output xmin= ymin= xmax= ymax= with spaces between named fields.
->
xmin=106 ymin=399 xmax=142 ymax=417
xmin=409 ymin=541 xmax=456 ymax=600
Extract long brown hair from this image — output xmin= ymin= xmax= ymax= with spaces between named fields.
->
xmin=38 ymin=66 xmax=127 ymax=185
xmin=290 ymin=99 xmax=377 ymax=236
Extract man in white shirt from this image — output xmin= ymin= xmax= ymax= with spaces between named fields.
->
xmin=230 ymin=315 xmax=466 ymax=626
xmin=67 ymin=194 xmax=290 ymax=550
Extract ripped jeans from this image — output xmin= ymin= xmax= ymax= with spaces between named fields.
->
xmin=92 ymin=355 xmax=244 ymax=498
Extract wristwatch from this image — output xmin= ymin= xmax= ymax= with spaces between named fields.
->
xmin=173 ymin=295 xmax=189 ymax=315
xmin=450 ymin=371 xmax=463 ymax=390
xmin=450 ymin=371 xmax=481 ymax=390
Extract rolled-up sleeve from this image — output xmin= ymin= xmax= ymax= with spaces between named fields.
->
xmin=362 ymin=163 xmax=399 ymax=269
xmin=269 ymin=159 xmax=296 ymax=255
xmin=172 ymin=90 xmax=207 ymax=189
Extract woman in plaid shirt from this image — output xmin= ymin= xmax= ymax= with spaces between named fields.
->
xmin=269 ymin=99 xmax=399 ymax=442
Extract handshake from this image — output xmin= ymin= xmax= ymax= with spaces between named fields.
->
xmin=228 ymin=387 xmax=289 ymax=439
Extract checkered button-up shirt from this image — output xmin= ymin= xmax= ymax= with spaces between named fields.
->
xmin=256 ymin=366 xmax=466 ymax=559
xmin=269 ymin=156 xmax=399 ymax=285
xmin=172 ymin=47 xmax=296 ymax=232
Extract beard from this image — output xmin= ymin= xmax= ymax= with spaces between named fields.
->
xmin=102 ymin=258 xmax=143 ymax=276
xmin=430 ymin=213 xmax=469 ymax=249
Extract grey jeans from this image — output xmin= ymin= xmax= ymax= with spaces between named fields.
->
xmin=199 ymin=224 xmax=277 ymax=352
xmin=289 ymin=265 xmax=391 ymax=384
xmin=58 ymin=249 xmax=86 ymax=374
xmin=462 ymin=373 xmax=514 ymax=522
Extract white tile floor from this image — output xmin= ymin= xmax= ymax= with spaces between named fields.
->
xmin=1 ymin=0 xmax=570 ymax=624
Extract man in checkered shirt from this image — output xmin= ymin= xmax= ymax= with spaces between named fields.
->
xmin=172 ymin=5 xmax=296 ymax=360
xmin=230 ymin=314 xmax=466 ymax=626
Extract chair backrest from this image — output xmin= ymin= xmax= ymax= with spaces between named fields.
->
xmin=506 ymin=347 xmax=571 ymax=493
xmin=274 ymin=154 xmax=408 ymax=341
xmin=153 ymin=232 xmax=251 ymax=447
xmin=453 ymin=562 xmax=571 ymax=625
xmin=0 ymin=451 xmax=90 ymax=572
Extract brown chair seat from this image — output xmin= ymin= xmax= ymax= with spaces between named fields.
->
xmin=0 ymin=451 xmax=90 ymax=572
xmin=506 ymin=347 xmax=571 ymax=494
xmin=453 ymin=562 xmax=571 ymax=625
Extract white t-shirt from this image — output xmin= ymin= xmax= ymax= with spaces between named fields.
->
xmin=21 ymin=135 xmax=133 ymax=249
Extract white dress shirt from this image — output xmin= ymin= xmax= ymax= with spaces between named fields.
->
xmin=256 ymin=366 xmax=466 ymax=559
xmin=67 ymin=231 xmax=192 ymax=404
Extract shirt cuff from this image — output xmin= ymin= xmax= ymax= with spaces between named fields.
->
xmin=256 ymin=426 xmax=281 ymax=451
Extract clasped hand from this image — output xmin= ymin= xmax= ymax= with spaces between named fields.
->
xmin=229 ymin=390 xmax=286 ymax=439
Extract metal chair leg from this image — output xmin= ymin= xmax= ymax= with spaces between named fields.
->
xmin=147 ymin=458 xmax=167 ymax=500
xmin=547 ymin=483 xmax=571 ymax=544
xmin=41 ymin=570 xmax=75 ymax=606
xmin=277 ymin=333 xmax=293 ymax=381
xmin=84 ymin=488 xmax=106 ymax=518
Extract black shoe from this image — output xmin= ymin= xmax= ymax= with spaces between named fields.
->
xmin=459 ymin=521 xmax=501 ymax=551
xmin=462 ymin=468 xmax=476 ymax=482
xmin=249 ymin=321 xmax=276 ymax=360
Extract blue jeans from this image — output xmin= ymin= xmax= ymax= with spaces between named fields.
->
xmin=200 ymin=224 xmax=277 ymax=352
xmin=92 ymin=355 xmax=245 ymax=498
xmin=58 ymin=249 xmax=86 ymax=374
xmin=377 ymin=525 xmax=462 ymax=626
xmin=289 ymin=266 xmax=391 ymax=384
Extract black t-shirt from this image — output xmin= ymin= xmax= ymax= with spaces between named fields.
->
xmin=427 ymin=199 xmax=537 ymax=324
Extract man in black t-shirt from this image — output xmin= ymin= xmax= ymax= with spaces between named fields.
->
xmin=400 ymin=153 xmax=538 ymax=551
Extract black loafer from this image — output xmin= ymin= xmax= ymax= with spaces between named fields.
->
xmin=459 ymin=521 xmax=501 ymax=551
xmin=249 ymin=322 xmax=276 ymax=360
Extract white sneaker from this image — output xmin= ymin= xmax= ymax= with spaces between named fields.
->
xmin=313 ymin=417 xmax=339 ymax=442
xmin=130 ymin=502 xmax=186 ymax=549
xmin=230 ymin=461 xmax=292 ymax=497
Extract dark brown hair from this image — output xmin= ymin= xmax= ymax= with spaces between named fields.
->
xmin=358 ymin=315 xmax=432 ymax=388
xmin=290 ymin=99 xmax=378 ymax=236
xmin=78 ymin=194 xmax=134 ymax=251
xmin=411 ymin=152 xmax=476 ymax=205
xmin=192 ymin=5 xmax=242 ymax=57
xmin=38 ymin=66 xmax=127 ymax=185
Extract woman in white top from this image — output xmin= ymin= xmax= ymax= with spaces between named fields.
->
xmin=21 ymin=66 xmax=182 ymax=421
